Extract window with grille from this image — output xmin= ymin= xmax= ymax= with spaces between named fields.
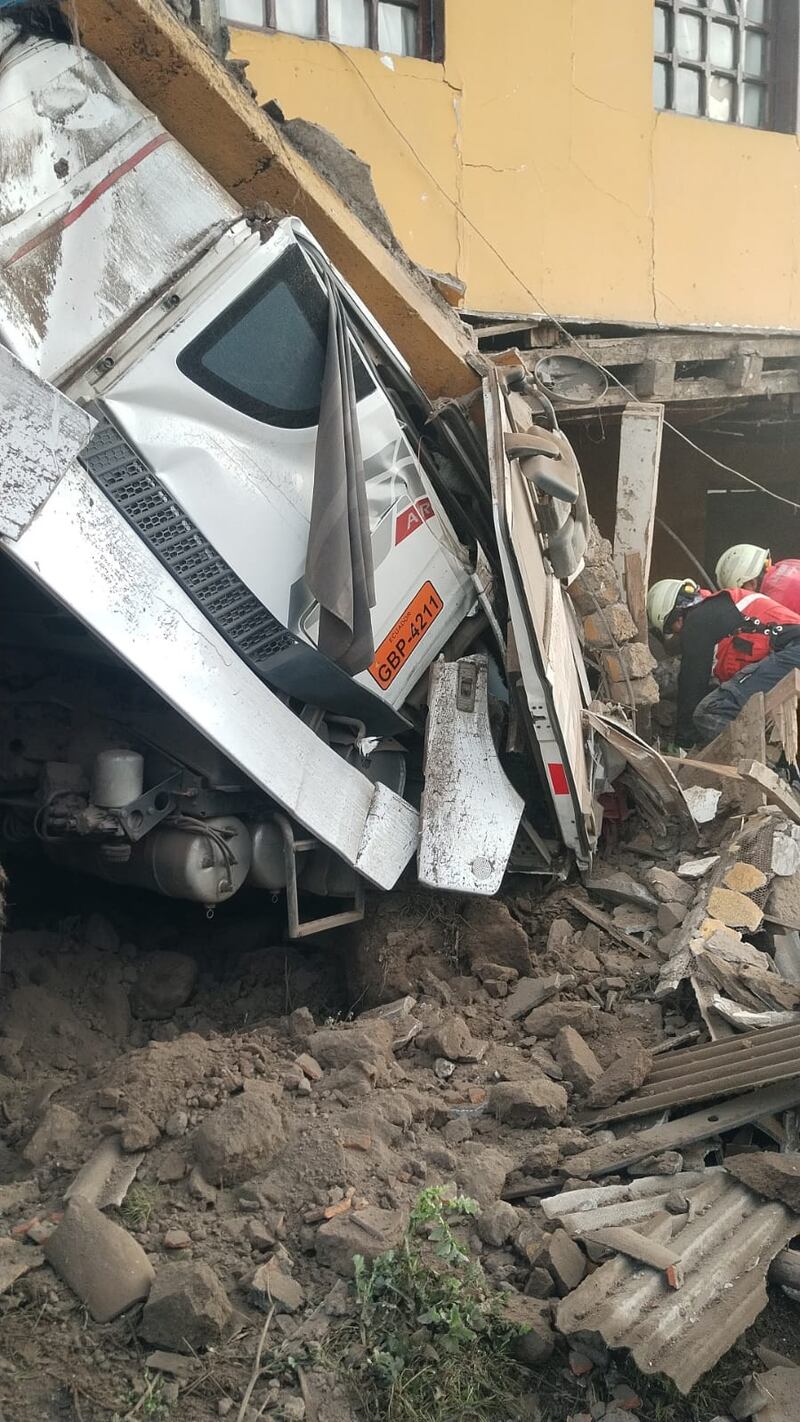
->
xmin=221 ymin=0 xmax=444 ymax=61
xmin=653 ymin=0 xmax=799 ymax=132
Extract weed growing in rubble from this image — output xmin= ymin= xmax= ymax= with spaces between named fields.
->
xmin=111 ymin=1371 xmax=173 ymax=1421
xmin=347 ymin=1185 xmax=528 ymax=1422
xmin=119 ymin=1183 xmax=162 ymax=1230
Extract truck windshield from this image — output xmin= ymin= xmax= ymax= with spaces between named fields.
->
xmin=177 ymin=244 xmax=372 ymax=429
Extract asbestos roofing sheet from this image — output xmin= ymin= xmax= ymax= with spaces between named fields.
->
xmin=581 ymin=1020 xmax=800 ymax=1127
xmin=548 ymin=1168 xmax=797 ymax=1394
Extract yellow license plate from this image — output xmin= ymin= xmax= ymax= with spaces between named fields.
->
xmin=368 ymin=582 xmax=443 ymax=688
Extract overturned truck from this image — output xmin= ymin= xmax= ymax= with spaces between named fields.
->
xmin=0 ymin=12 xmax=601 ymax=933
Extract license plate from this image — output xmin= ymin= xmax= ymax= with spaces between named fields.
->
xmin=368 ymin=582 xmax=443 ymax=688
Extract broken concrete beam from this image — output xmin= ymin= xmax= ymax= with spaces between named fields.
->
xmin=582 ymin=603 xmax=638 ymax=649
xmin=71 ymin=0 xmax=478 ymax=400
xmin=581 ymin=871 xmax=658 ymax=911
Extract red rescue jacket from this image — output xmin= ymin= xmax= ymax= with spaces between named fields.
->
xmin=761 ymin=560 xmax=800 ymax=617
xmin=708 ymin=587 xmax=800 ymax=681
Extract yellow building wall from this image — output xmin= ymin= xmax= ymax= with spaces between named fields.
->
xmin=231 ymin=0 xmax=800 ymax=329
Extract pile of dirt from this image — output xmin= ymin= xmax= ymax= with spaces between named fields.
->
xmin=0 ymin=846 xmax=797 ymax=1422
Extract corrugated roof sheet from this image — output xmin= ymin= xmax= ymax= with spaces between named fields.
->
xmin=544 ymin=1168 xmax=797 ymax=1394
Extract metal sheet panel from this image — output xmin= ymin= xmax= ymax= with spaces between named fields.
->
xmin=582 ymin=1021 xmax=800 ymax=1126
xmin=418 ymin=654 xmax=523 ymax=894
xmin=0 ymin=347 xmax=94 ymax=538
xmin=547 ymin=1169 xmax=798 ymax=1394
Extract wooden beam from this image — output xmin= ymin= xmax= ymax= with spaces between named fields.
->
xmin=613 ymin=403 xmax=664 ymax=590
xmin=67 ymin=0 xmax=479 ymax=399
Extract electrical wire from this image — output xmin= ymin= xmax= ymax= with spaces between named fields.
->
xmin=332 ymin=44 xmax=800 ymax=515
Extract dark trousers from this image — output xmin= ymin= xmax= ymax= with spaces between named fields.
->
xmin=693 ymin=641 xmax=800 ymax=744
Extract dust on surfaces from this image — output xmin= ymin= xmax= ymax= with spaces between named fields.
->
xmin=0 ymin=846 xmax=793 ymax=1422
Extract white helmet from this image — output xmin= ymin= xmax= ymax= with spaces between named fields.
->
xmin=647 ymin=578 xmax=697 ymax=634
xmin=715 ymin=544 xmax=769 ymax=589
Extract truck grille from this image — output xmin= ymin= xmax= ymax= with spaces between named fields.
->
xmin=78 ymin=418 xmax=295 ymax=666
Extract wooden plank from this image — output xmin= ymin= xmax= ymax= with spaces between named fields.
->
xmin=562 ymin=891 xmax=651 ymax=958
xmin=740 ymin=761 xmax=800 ymax=825
xmin=624 ymin=552 xmax=648 ymax=646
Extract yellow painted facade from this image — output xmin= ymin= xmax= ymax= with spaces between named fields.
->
xmin=231 ymin=0 xmax=800 ymax=329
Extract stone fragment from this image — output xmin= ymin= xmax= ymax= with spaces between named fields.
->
xmin=194 ymin=1085 xmax=284 ymax=1185
xmin=520 ymin=1141 xmax=561 ymax=1177
xmin=772 ymin=832 xmax=800 ymax=878
xmin=554 ymin=1026 xmax=603 ymax=1092
xmin=476 ymin=1201 xmax=519 ymax=1248
xmin=164 ymin=1229 xmax=191 ymax=1250
xmin=582 ymin=603 xmax=637 ymax=649
xmin=23 ymin=1105 xmax=82 ymax=1168
xmin=643 ymin=867 xmax=695 ymax=905
xmin=65 ymin=1136 xmax=143 ymax=1210
xmin=0 ymin=1237 xmax=42 ymax=1296
xmin=250 ymin=1261 xmax=305 ymax=1314
xmin=294 ymin=1053 xmax=323 ymax=1082
xmin=157 ymin=1152 xmax=187 ymax=1184
xmin=121 ymin=1109 xmax=161 ymax=1153
xmin=460 ymin=897 xmax=531 ymax=976
xmin=601 ymin=643 xmax=657 ymax=682
xmin=587 ymin=1044 xmax=652 ymax=1109
xmin=546 ymin=1228 xmax=586 ymax=1295
xmin=0 ymin=1179 xmax=38 ymax=1214
xmin=684 ymin=785 xmax=722 ymax=824
xmin=489 ymin=1078 xmax=568 ymax=1128
xmin=628 ymin=1151 xmax=683 ymax=1177
xmin=724 ymin=861 xmax=768 ymax=895
xmin=725 ymin=1151 xmax=800 ymax=1211
xmin=707 ymin=886 xmax=763 ymax=932
xmin=583 ymin=870 xmax=658 ymax=910
xmin=131 ymin=952 xmax=198 ymax=1019
xmin=416 ymin=1015 xmax=477 ymax=1061
xmin=145 ymin=1351 xmax=199 ymax=1380
xmin=568 ymin=563 xmax=621 ymax=617
xmin=140 ymin=1261 xmax=232 ymax=1352
xmin=442 ymin=1118 xmax=472 ymax=1146
xmin=503 ymin=975 xmax=575 ymax=1020
xmin=456 ymin=1144 xmax=515 ymax=1207
xmin=360 ymin=995 xmax=418 ymax=1020
xmin=316 ymin=1206 xmax=406 ymax=1277
xmin=44 ymin=1198 xmax=154 ymax=1323
xmin=677 ymin=855 xmax=719 ymax=880
xmin=288 ymin=1006 xmax=315 ymax=1039
xmin=657 ymin=902 xmax=687 ymax=933
xmin=165 ymin=1110 xmax=189 ymax=1137
xmin=523 ymin=1003 xmax=600 ymax=1038
xmin=501 ymin=1293 xmax=555 ymax=1365
xmin=525 ymin=1266 xmax=555 ymax=1298
xmin=307 ymin=1021 xmax=394 ymax=1069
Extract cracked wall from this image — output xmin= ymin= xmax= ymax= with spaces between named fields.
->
xmin=231 ymin=0 xmax=800 ymax=328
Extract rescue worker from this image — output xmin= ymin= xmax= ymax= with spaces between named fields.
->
xmin=646 ymin=577 xmax=800 ymax=746
xmin=715 ymin=544 xmax=800 ymax=616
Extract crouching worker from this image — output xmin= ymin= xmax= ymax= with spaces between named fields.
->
xmin=647 ymin=578 xmax=800 ymax=747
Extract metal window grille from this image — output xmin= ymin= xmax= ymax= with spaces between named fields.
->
xmin=221 ymin=0 xmax=444 ymax=62
xmin=654 ymin=0 xmax=797 ymax=131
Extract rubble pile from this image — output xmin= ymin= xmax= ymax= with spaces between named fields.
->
xmin=0 ymin=790 xmax=799 ymax=1422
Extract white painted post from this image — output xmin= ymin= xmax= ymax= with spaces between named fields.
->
xmin=613 ymin=402 xmax=664 ymax=591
